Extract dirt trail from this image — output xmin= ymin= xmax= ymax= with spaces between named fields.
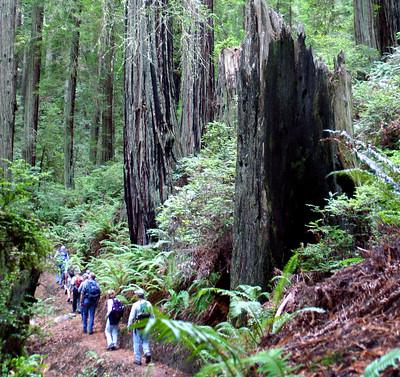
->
xmin=28 ymin=272 xmax=190 ymax=377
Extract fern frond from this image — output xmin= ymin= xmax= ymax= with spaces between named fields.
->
xmin=363 ymin=348 xmax=400 ymax=377
xmin=272 ymin=307 xmax=326 ymax=334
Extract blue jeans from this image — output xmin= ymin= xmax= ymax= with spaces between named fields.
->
xmin=105 ymin=319 xmax=119 ymax=348
xmin=56 ymin=265 xmax=64 ymax=286
xmin=133 ymin=329 xmax=151 ymax=363
xmin=81 ymin=300 xmax=97 ymax=334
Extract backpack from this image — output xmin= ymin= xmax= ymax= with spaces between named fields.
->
xmin=85 ymin=280 xmax=101 ymax=303
xmin=73 ymin=276 xmax=83 ymax=292
xmin=109 ymin=298 xmax=124 ymax=325
xmin=60 ymin=250 xmax=69 ymax=261
xmin=136 ymin=301 xmax=151 ymax=321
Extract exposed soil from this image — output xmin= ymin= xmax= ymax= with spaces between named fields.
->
xmin=28 ymin=273 xmax=190 ymax=377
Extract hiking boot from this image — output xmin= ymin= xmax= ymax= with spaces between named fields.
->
xmin=134 ymin=360 xmax=142 ymax=366
xmin=145 ymin=354 xmax=151 ymax=364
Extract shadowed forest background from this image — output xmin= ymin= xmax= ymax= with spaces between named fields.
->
xmin=0 ymin=0 xmax=400 ymax=375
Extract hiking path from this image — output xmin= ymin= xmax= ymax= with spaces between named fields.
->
xmin=28 ymin=272 xmax=190 ymax=377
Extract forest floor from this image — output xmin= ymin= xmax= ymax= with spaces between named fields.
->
xmin=27 ymin=272 xmax=189 ymax=377
xmin=262 ymin=230 xmax=400 ymax=376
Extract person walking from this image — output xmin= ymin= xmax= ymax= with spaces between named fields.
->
xmin=54 ymin=245 xmax=69 ymax=287
xmin=127 ymin=288 xmax=154 ymax=365
xmin=80 ymin=273 xmax=101 ymax=334
xmin=105 ymin=290 xmax=124 ymax=350
xmin=70 ymin=271 xmax=83 ymax=314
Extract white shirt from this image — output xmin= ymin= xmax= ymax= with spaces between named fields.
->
xmin=106 ymin=298 xmax=114 ymax=316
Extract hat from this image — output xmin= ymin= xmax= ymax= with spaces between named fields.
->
xmin=134 ymin=288 xmax=145 ymax=297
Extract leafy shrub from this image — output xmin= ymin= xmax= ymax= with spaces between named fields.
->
xmin=1 ymin=354 xmax=45 ymax=377
xmin=353 ymin=47 xmax=400 ymax=144
xmin=158 ymin=122 xmax=235 ymax=245
xmin=0 ymin=161 xmax=50 ymax=363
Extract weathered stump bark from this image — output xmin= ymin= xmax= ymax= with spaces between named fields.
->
xmin=215 ymin=47 xmax=241 ymax=127
xmin=177 ymin=0 xmax=214 ymax=156
xmin=0 ymin=0 xmax=17 ymax=175
xmin=231 ymin=0 xmax=354 ymax=290
xmin=124 ymin=0 xmax=177 ymax=244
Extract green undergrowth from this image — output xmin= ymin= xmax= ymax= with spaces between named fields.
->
xmin=0 ymin=161 xmax=50 ymax=375
xmin=156 ymin=121 xmax=236 ymax=246
xmin=353 ymin=46 xmax=400 ymax=146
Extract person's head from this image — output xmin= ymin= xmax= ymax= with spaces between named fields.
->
xmin=59 ymin=245 xmax=66 ymax=252
xmin=134 ymin=288 xmax=145 ymax=299
xmin=89 ymin=272 xmax=96 ymax=280
xmin=107 ymin=289 xmax=115 ymax=299
xmin=82 ymin=273 xmax=88 ymax=280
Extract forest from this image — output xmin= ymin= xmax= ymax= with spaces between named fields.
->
xmin=0 ymin=0 xmax=400 ymax=375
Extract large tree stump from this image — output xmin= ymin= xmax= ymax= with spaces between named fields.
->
xmin=231 ymin=0 xmax=354 ymax=290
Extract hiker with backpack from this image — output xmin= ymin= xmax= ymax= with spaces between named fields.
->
xmin=127 ymin=288 xmax=154 ymax=365
xmin=65 ymin=267 xmax=75 ymax=303
xmin=70 ymin=271 xmax=83 ymax=314
xmin=105 ymin=290 xmax=124 ymax=350
xmin=54 ymin=245 xmax=69 ymax=287
xmin=80 ymin=273 xmax=101 ymax=334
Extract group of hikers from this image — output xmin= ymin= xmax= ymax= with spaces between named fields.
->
xmin=54 ymin=245 xmax=154 ymax=366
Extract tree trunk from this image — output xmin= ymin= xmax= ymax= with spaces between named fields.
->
xmin=98 ymin=0 xmax=116 ymax=165
xmin=89 ymin=107 xmax=100 ymax=164
xmin=64 ymin=4 xmax=80 ymax=189
xmin=215 ymin=47 xmax=241 ymax=127
xmin=231 ymin=1 xmax=354 ymax=290
xmin=375 ymin=0 xmax=400 ymax=53
xmin=177 ymin=0 xmax=214 ymax=157
xmin=0 ymin=0 xmax=17 ymax=176
xmin=22 ymin=3 xmax=44 ymax=166
xmin=354 ymin=0 xmax=400 ymax=54
xmin=124 ymin=0 xmax=177 ymax=244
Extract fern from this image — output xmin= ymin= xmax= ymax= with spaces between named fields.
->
xmin=137 ymin=315 xmax=243 ymax=376
xmin=271 ymin=307 xmax=326 ymax=334
xmin=197 ymin=285 xmax=269 ymax=338
xmin=137 ymin=315 xmax=292 ymax=377
xmin=272 ymin=253 xmax=299 ymax=307
xmin=363 ymin=348 xmax=400 ymax=377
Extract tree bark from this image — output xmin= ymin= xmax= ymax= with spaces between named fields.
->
xmin=64 ymin=4 xmax=81 ymax=189
xmin=354 ymin=0 xmax=400 ymax=54
xmin=215 ymin=47 xmax=241 ymax=127
xmin=0 ymin=0 xmax=17 ymax=176
xmin=231 ymin=1 xmax=354 ymax=290
xmin=98 ymin=0 xmax=116 ymax=165
xmin=89 ymin=107 xmax=100 ymax=165
xmin=22 ymin=3 xmax=44 ymax=166
xmin=177 ymin=0 xmax=214 ymax=157
xmin=124 ymin=0 xmax=177 ymax=244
